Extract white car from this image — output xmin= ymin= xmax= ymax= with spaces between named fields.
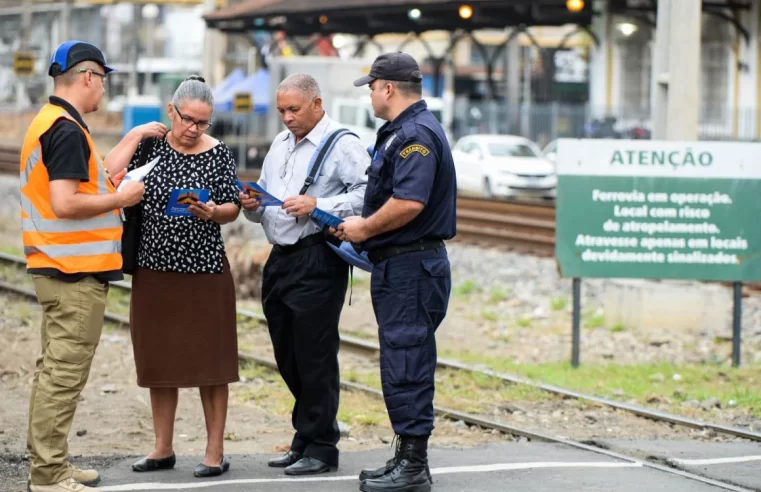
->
xmin=543 ymin=139 xmax=558 ymax=165
xmin=452 ymin=135 xmax=557 ymax=200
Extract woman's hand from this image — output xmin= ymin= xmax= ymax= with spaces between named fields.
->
xmin=131 ymin=122 xmax=168 ymax=141
xmin=189 ymin=200 xmax=217 ymax=221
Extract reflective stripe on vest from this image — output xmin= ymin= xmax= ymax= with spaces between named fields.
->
xmin=20 ymin=105 xmax=123 ymax=273
xmin=25 ymin=240 xmax=121 ymax=258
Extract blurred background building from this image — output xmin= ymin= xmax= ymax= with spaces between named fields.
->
xmin=0 ymin=0 xmax=759 ymax=167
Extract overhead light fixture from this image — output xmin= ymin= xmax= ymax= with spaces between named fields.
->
xmin=141 ymin=4 xmax=159 ymax=20
xmin=566 ymin=0 xmax=584 ymax=12
xmin=617 ymin=22 xmax=638 ymax=36
xmin=332 ymin=34 xmax=347 ymax=49
xmin=458 ymin=4 xmax=473 ymax=19
xmin=408 ymin=8 xmax=421 ymax=20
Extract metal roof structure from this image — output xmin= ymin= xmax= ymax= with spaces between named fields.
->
xmin=204 ymin=0 xmax=594 ymax=35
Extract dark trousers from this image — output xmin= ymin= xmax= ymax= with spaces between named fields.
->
xmin=262 ymin=240 xmax=348 ymax=465
xmin=370 ymin=247 xmax=451 ymax=437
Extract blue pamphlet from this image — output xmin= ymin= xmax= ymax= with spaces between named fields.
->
xmin=328 ymin=241 xmax=373 ymax=272
xmin=235 ymin=180 xmax=283 ymax=207
xmin=165 ymin=188 xmax=210 ymax=217
xmin=311 ymin=207 xmax=343 ymax=230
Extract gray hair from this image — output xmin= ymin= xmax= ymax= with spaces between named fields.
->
xmin=276 ymin=73 xmax=321 ymax=101
xmin=172 ymin=75 xmax=214 ymax=111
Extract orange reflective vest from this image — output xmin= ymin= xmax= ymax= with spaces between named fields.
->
xmin=20 ymin=103 xmax=123 ymax=274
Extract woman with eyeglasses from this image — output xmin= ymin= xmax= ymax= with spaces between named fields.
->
xmin=105 ymin=75 xmax=241 ymax=479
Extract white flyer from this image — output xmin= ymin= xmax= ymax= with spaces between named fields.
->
xmin=117 ymin=156 xmax=160 ymax=191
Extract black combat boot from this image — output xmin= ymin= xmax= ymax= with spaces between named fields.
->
xmin=359 ymin=436 xmax=431 ymax=492
xmin=359 ymin=436 xmax=432 ymax=483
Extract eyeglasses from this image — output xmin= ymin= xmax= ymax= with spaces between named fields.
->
xmin=77 ymin=68 xmax=107 ymax=81
xmin=175 ymin=107 xmax=211 ymax=131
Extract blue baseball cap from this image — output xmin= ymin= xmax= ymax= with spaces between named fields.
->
xmin=48 ymin=40 xmax=115 ymax=77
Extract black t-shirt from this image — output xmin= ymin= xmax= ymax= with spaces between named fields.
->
xmin=27 ymin=96 xmax=123 ymax=283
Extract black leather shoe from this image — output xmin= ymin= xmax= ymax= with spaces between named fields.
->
xmin=132 ymin=453 xmax=176 ymax=472
xmin=268 ymin=450 xmax=302 ymax=468
xmin=194 ymin=456 xmax=230 ymax=478
xmin=284 ymin=456 xmax=337 ymax=476
xmin=359 ymin=460 xmax=432 ymax=483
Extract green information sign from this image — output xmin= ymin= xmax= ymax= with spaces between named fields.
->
xmin=555 ymin=139 xmax=761 ymax=282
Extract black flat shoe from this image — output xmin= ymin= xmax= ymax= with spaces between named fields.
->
xmin=132 ymin=453 xmax=176 ymax=472
xmin=268 ymin=450 xmax=302 ymax=468
xmin=284 ymin=456 xmax=336 ymax=476
xmin=194 ymin=456 xmax=230 ymax=478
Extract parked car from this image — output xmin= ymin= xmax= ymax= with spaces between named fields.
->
xmin=542 ymin=139 xmax=558 ymax=166
xmin=452 ymin=134 xmax=556 ymax=200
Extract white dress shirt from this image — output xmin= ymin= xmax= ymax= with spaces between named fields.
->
xmin=243 ymin=112 xmax=370 ymax=246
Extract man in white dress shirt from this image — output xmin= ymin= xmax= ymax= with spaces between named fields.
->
xmin=241 ymin=73 xmax=369 ymax=476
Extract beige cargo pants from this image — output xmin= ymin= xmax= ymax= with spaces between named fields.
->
xmin=27 ymin=275 xmax=108 ymax=485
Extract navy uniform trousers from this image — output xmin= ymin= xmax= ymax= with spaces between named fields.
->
xmin=370 ymin=247 xmax=451 ymax=436
xmin=262 ymin=238 xmax=349 ymax=465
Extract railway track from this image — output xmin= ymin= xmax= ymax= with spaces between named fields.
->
xmin=0 ymin=262 xmax=755 ymax=491
xmin=0 ymin=251 xmax=757 ymax=444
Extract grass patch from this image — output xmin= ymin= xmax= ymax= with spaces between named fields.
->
xmin=434 ymin=368 xmax=553 ymax=413
xmin=345 ymin=366 xmax=551 ymax=415
xmin=454 ymin=280 xmax=478 ymax=297
xmin=550 ymin=297 xmax=567 ymax=311
xmin=584 ymin=311 xmax=605 ymax=329
xmin=610 ymin=324 xmax=626 ymax=333
xmin=516 ymin=317 xmax=532 ymax=328
xmin=238 ymin=363 xmax=389 ymax=429
xmin=488 ymin=286 xmax=510 ymax=303
xmin=0 ymin=244 xmax=23 ymax=256
xmin=440 ymin=349 xmax=761 ymax=417
xmin=337 ymin=391 xmax=388 ymax=427
xmin=238 ymin=362 xmax=293 ymax=415
xmin=481 ymin=309 xmax=498 ymax=321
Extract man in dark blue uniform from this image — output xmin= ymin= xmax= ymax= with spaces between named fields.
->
xmin=334 ymin=52 xmax=456 ymax=492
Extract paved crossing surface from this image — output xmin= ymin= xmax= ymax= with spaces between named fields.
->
xmin=88 ymin=442 xmax=761 ymax=491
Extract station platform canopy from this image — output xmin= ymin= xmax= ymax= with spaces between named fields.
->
xmin=203 ymin=0 xmax=594 ymax=35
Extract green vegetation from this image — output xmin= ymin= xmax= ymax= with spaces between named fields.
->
xmin=488 ymin=286 xmax=511 ymax=303
xmin=440 ymin=350 xmax=761 ymax=416
xmin=516 ymin=317 xmax=532 ymax=328
xmin=550 ymin=297 xmax=567 ymax=311
xmin=454 ymin=280 xmax=478 ymax=297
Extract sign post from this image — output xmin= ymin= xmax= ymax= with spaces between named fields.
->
xmin=233 ymin=92 xmax=252 ymax=169
xmin=13 ymin=52 xmax=35 ymax=76
xmin=556 ymin=139 xmax=761 ymax=367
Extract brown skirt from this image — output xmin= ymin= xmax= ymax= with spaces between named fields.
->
xmin=129 ymin=258 xmax=239 ymax=388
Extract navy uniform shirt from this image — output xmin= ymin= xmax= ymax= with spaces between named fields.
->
xmin=361 ymin=100 xmax=457 ymax=251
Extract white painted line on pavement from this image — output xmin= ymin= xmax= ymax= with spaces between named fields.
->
xmin=672 ymin=455 xmax=761 ymax=466
xmin=429 ymin=461 xmax=642 ymax=475
xmin=100 ymin=461 xmax=642 ymax=490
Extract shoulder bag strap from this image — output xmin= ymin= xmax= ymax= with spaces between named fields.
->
xmin=299 ymin=128 xmax=357 ymax=196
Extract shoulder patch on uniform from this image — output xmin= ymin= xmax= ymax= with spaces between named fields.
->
xmin=400 ymin=144 xmax=430 ymax=159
